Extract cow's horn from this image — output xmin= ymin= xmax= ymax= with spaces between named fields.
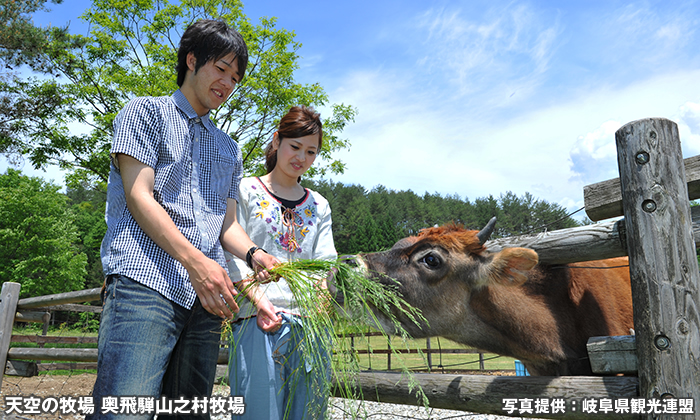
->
xmin=476 ymin=217 xmax=497 ymax=244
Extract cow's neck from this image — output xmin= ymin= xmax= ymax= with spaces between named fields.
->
xmin=462 ymin=284 xmax=568 ymax=368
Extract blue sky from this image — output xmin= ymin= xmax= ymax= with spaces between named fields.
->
xmin=6 ymin=0 xmax=700 ymax=221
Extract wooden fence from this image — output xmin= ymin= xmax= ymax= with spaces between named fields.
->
xmin=1 ymin=117 xmax=698 ymax=419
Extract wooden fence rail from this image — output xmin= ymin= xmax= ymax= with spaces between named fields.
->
xmin=334 ymin=372 xmax=640 ymax=420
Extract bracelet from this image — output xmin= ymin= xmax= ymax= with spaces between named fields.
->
xmin=246 ymin=246 xmax=266 ymax=270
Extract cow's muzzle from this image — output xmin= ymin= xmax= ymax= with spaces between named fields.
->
xmin=328 ymin=255 xmax=363 ymax=305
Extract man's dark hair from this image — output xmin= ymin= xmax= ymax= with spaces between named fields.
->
xmin=176 ymin=19 xmax=249 ymax=87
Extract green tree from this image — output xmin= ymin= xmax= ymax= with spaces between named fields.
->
xmin=495 ymin=191 xmax=578 ymax=237
xmin=304 ymin=179 xmax=367 ymax=254
xmin=0 ymin=169 xmax=87 ymax=297
xmin=0 ymin=0 xmax=356 ymax=188
xmin=67 ymin=181 xmax=107 ymax=289
xmin=299 ymin=181 xmax=582 ymax=253
xmin=0 ymin=0 xmax=65 ymax=70
xmin=345 ymin=198 xmax=380 ymax=254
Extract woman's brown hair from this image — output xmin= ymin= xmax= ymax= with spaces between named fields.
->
xmin=264 ymin=106 xmax=323 ymax=174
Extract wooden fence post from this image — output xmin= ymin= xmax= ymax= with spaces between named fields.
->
xmin=616 ymin=118 xmax=700 ymax=418
xmin=0 ymin=282 xmax=21 ymax=391
xmin=426 ymin=337 xmax=432 ymax=370
xmin=386 ymin=336 xmax=391 ymax=370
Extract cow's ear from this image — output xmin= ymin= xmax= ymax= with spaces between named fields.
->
xmin=484 ymin=247 xmax=539 ymax=286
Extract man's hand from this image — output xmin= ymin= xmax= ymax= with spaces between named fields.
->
xmin=186 ymin=254 xmax=239 ymax=319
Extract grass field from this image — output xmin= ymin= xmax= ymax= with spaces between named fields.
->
xmin=335 ymin=332 xmax=517 ymax=373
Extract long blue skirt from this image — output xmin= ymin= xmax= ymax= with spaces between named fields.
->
xmin=228 ymin=312 xmax=331 ymax=420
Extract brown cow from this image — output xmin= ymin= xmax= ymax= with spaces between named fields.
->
xmin=345 ymin=218 xmax=634 ymax=376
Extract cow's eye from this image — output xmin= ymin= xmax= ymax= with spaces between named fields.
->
xmin=421 ymin=254 xmax=441 ymax=268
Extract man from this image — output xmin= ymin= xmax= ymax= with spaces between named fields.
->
xmin=89 ymin=19 xmax=278 ymax=419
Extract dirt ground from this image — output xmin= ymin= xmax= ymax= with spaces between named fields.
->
xmin=2 ymin=373 xmax=97 ymax=398
xmin=1 ymin=373 xmax=95 ymax=419
xmin=2 ymin=373 xmax=231 ymax=397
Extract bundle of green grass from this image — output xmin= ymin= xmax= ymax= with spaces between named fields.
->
xmin=228 ymin=258 xmax=429 ymax=419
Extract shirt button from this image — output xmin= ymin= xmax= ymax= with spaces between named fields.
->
xmin=192 ymin=188 xmax=197 ymax=193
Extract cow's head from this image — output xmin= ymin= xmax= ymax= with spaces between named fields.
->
xmin=339 ymin=218 xmax=539 ymax=338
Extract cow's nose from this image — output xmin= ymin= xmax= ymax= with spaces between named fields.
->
xmin=339 ymin=254 xmax=359 ymax=267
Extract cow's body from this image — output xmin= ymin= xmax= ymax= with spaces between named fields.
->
xmin=353 ymin=222 xmax=633 ymax=376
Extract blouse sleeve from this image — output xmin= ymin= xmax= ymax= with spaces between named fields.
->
xmin=312 ymin=194 xmax=338 ymax=261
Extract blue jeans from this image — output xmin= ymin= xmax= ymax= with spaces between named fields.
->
xmin=87 ymin=274 xmax=222 ymax=420
xmin=228 ymin=313 xmax=331 ymax=420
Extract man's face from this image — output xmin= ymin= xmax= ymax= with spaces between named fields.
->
xmin=184 ymin=52 xmax=240 ymax=116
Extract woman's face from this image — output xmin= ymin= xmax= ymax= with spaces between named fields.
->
xmin=273 ymin=134 xmax=320 ymax=179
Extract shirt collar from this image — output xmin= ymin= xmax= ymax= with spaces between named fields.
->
xmin=172 ymin=89 xmax=216 ymax=133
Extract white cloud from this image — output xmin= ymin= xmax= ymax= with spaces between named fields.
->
xmin=676 ymin=101 xmax=700 ymax=158
xmin=569 ymin=120 xmax=622 ymax=185
xmin=591 ymin=3 xmax=700 ymax=75
xmin=415 ymin=3 xmax=562 ymax=103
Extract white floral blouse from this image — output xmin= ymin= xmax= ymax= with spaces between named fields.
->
xmin=225 ymin=177 xmax=337 ymax=318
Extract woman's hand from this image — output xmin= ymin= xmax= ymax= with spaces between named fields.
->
xmin=251 ymin=250 xmax=281 ymax=284
xmin=256 ymin=299 xmax=282 ymax=333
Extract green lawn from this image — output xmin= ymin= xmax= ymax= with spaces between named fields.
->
xmin=334 ymin=332 xmax=517 ymax=373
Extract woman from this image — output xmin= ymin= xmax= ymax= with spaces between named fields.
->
xmin=225 ymin=105 xmax=336 ymax=419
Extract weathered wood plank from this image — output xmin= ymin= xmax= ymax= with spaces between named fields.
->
xmin=14 ymin=311 xmax=50 ymax=323
xmin=0 ymin=282 xmax=21 ymax=391
xmin=16 ymin=288 xmax=102 ymax=310
xmin=44 ymin=303 xmax=102 ymax=313
xmin=7 ymin=347 xmax=98 ymax=362
xmin=485 ymin=206 xmax=700 ymax=266
xmin=587 ymin=336 xmax=637 ymax=375
xmin=485 ymin=219 xmax=628 ymax=265
xmin=615 ymin=118 xmax=700 ymax=417
xmin=215 ymin=364 xmax=228 ymax=385
xmin=584 ymin=154 xmax=700 ymax=221
xmin=334 ymin=371 xmax=639 ymax=419
xmin=5 ymin=360 xmax=38 ymax=377
xmin=10 ymin=335 xmax=98 ymax=344
xmin=37 ymin=362 xmax=97 ymax=372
